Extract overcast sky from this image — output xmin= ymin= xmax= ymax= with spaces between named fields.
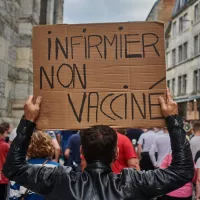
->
xmin=63 ymin=0 xmax=157 ymax=24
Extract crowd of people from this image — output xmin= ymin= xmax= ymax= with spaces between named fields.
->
xmin=0 ymin=120 xmax=199 ymax=199
xmin=0 ymin=92 xmax=196 ymax=200
xmin=0 ymin=93 xmax=199 ymax=199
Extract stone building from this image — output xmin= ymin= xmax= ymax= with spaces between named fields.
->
xmin=166 ymin=0 xmax=200 ymax=119
xmin=0 ymin=0 xmax=64 ymax=126
xmin=146 ymin=0 xmax=176 ymax=23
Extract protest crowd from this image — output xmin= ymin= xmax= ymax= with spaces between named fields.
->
xmin=0 ymin=91 xmax=199 ymax=200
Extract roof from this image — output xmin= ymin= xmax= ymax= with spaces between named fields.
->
xmin=146 ymin=0 xmax=160 ymax=21
xmin=172 ymin=0 xmax=189 ymax=17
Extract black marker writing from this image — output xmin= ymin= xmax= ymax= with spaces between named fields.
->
xmin=87 ymin=92 xmax=99 ymax=122
xmin=132 ymin=93 xmax=146 ymax=119
xmin=68 ymin=92 xmax=87 ymax=123
xmin=56 ymin=37 xmax=68 ymax=59
xmin=142 ymin=33 xmax=160 ymax=58
xmin=40 ymin=66 xmax=54 ymax=89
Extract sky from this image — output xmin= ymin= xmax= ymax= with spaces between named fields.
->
xmin=63 ymin=0 xmax=157 ymax=24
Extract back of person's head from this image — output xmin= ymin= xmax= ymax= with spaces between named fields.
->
xmin=80 ymin=125 xmax=117 ymax=165
xmin=1 ymin=122 xmax=10 ymax=131
xmin=27 ymin=131 xmax=54 ymax=159
xmin=193 ymin=121 xmax=200 ymax=134
xmin=0 ymin=125 xmax=7 ymax=135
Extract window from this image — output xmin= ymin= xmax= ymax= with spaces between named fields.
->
xmin=183 ymin=42 xmax=188 ymax=60
xmin=178 ymin=42 xmax=188 ymax=62
xmin=183 ymin=13 xmax=188 ymax=30
xmin=172 ymin=49 xmax=176 ymax=66
xmin=179 ymin=13 xmax=188 ymax=33
xmin=172 ymin=78 xmax=175 ymax=96
xmin=194 ymin=35 xmax=199 ymax=55
xmin=166 ymin=39 xmax=169 ymax=49
xmin=195 ymin=4 xmax=200 ymax=22
xmin=183 ymin=75 xmax=187 ymax=95
xmin=178 ymin=76 xmax=182 ymax=96
xmin=179 ymin=45 xmax=183 ymax=62
xmin=180 ymin=0 xmax=189 ymax=7
xmin=166 ymin=52 xmax=170 ymax=68
xmin=194 ymin=70 xmax=200 ymax=92
xmin=179 ymin=16 xmax=184 ymax=33
xmin=180 ymin=0 xmax=184 ymax=7
xmin=178 ymin=75 xmax=187 ymax=96
xmin=172 ymin=21 xmax=177 ymax=36
xmin=194 ymin=70 xmax=198 ymax=92
xmin=167 ymin=80 xmax=170 ymax=89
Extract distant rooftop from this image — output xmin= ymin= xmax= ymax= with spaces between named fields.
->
xmin=172 ymin=0 xmax=189 ymax=16
xmin=146 ymin=0 xmax=160 ymax=21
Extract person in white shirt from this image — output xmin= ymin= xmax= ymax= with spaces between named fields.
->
xmin=154 ymin=128 xmax=164 ymax=135
xmin=149 ymin=128 xmax=171 ymax=168
xmin=190 ymin=121 xmax=200 ymax=160
xmin=137 ymin=129 xmax=156 ymax=170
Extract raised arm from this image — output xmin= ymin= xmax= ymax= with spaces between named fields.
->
xmin=2 ymin=96 xmax=71 ymax=197
xmin=129 ymin=89 xmax=194 ymax=198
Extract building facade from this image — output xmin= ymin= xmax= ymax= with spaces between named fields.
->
xmin=146 ymin=0 xmax=176 ymax=23
xmin=166 ymin=0 xmax=200 ymax=118
xmin=0 ymin=0 xmax=64 ymax=126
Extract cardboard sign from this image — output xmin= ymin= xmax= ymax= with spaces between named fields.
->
xmin=33 ymin=22 xmax=166 ymax=130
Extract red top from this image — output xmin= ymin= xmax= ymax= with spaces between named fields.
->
xmin=0 ymin=139 xmax=10 ymax=184
xmin=112 ymin=133 xmax=137 ymax=174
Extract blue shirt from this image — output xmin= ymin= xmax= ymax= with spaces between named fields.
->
xmin=126 ymin=129 xmax=143 ymax=146
xmin=67 ymin=133 xmax=81 ymax=165
xmin=59 ymin=130 xmax=77 ymax=153
xmin=9 ymin=158 xmax=59 ymax=200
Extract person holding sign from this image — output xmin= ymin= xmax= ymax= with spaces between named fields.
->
xmin=3 ymin=89 xmax=194 ymax=200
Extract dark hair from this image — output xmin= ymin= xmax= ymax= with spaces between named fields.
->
xmin=80 ymin=125 xmax=117 ymax=165
xmin=1 ymin=122 xmax=10 ymax=131
xmin=193 ymin=121 xmax=200 ymax=132
xmin=0 ymin=125 xmax=7 ymax=135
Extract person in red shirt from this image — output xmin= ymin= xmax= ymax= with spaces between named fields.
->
xmin=112 ymin=132 xmax=139 ymax=173
xmin=0 ymin=125 xmax=10 ymax=200
xmin=81 ymin=131 xmax=139 ymax=173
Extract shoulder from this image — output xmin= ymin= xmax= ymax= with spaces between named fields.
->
xmin=117 ymin=133 xmax=130 ymax=144
xmin=196 ymin=158 xmax=200 ymax=168
xmin=117 ymin=132 xmax=127 ymax=139
xmin=71 ymin=133 xmax=80 ymax=140
xmin=46 ymin=161 xmax=60 ymax=167
xmin=1 ymin=142 xmax=9 ymax=149
xmin=190 ymin=136 xmax=198 ymax=142
xmin=140 ymin=132 xmax=145 ymax=137
xmin=190 ymin=137 xmax=194 ymax=141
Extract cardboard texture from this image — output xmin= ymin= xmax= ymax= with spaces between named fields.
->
xmin=33 ymin=22 xmax=166 ymax=130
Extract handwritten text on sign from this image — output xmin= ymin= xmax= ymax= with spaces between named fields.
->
xmin=33 ymin=22 xmax=166 ymax=129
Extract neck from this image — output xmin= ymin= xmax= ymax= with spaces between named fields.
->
xmin=195 ymin=132 xmax=200 ymax=136
xmin=0 ymin=135 xmax=5 ymax=140
xmin=164 ymin=131 xmax=168 ymax=134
